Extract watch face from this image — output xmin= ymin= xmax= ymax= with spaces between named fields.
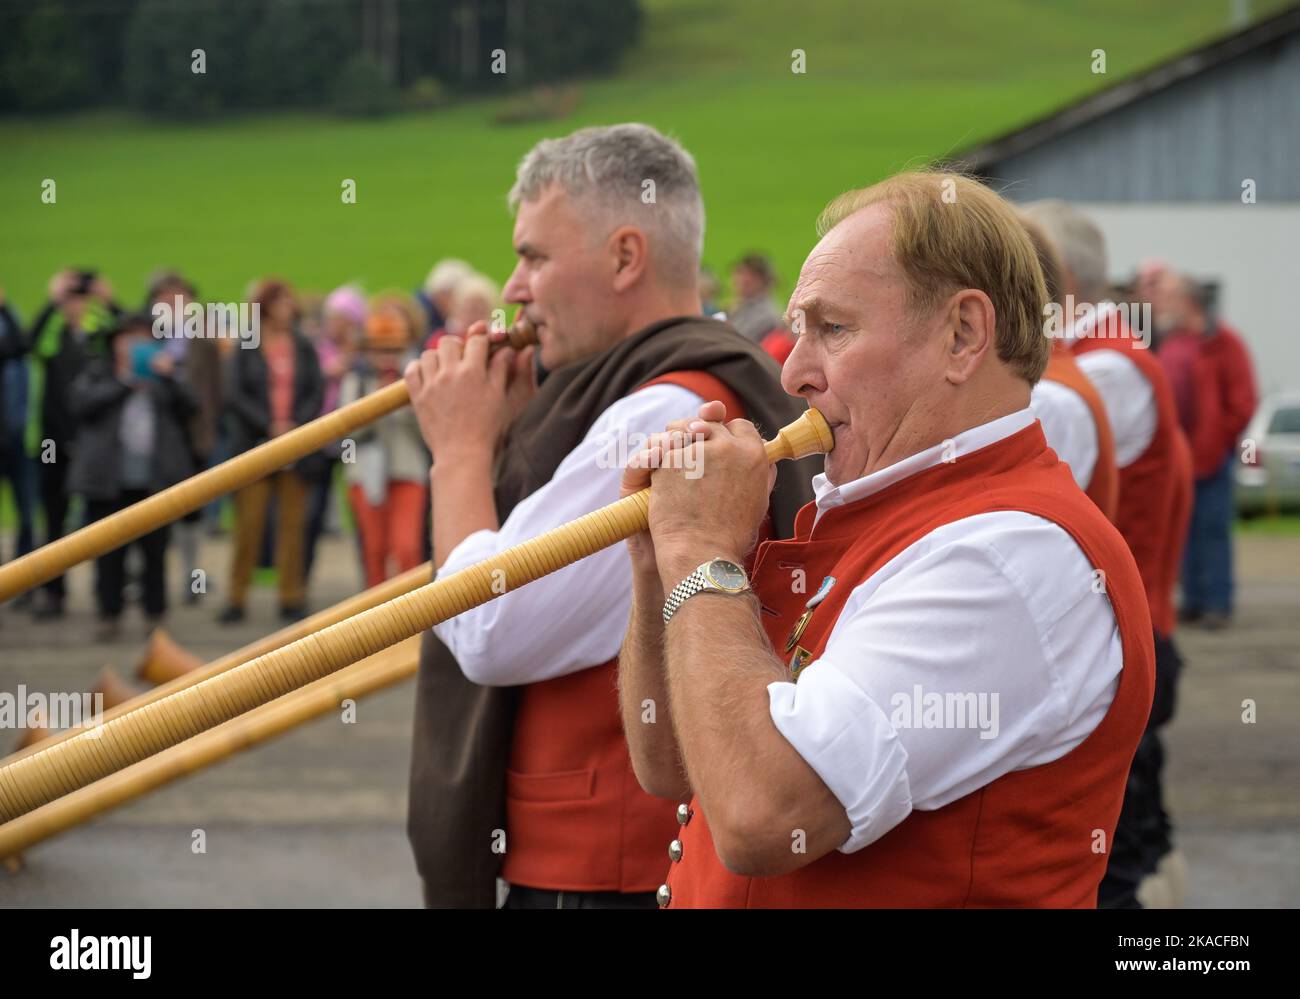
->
xmin=707 ymin=559 xmax=747 ymax=591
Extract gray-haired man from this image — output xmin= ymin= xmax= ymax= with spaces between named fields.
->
xmin=403 ymin=123 xmax=815 ymax=908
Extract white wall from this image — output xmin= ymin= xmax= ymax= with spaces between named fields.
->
xmin=1076 ymin=202 xmax=1300 ymax=396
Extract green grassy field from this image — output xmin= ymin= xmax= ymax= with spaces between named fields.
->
xmin=0 ymin=0 xmax=1287 ymax=315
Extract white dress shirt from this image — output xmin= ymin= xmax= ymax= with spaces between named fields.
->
xmin=1069 ymin=301 xmax=1157 ymax=468
xmin=432 ymin=382 xmax=704 ymax=686
xmin=766 ymin=409 xmax=1123 ymax=854
xmin=1031 ymin=378 xmax=1098 ymax=489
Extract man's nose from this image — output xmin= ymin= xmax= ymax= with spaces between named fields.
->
xmin=503 ymin=261 xmax=530 ymax=304
xmin=780 ymin=334 xmax=826 ymax=399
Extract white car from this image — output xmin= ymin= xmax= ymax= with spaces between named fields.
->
xmin=1236 ymin=392 xmax=1300 ymax=516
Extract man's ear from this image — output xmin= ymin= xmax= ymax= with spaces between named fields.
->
xmin=944 ymin=289 xmax=996 ymax=385
xmin=608 ymin=225 xmax=650 ymax=292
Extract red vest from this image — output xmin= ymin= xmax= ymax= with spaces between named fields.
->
xmin=503 ymin=369 xmax=749 ymax=892
xmin=1042 ymin=344 xmax=1119 ymax=522
xmin=1073 ymin=320 xmax=1193 ymax=637
xmin=664 ymin=422 xmax=1155 ymax=907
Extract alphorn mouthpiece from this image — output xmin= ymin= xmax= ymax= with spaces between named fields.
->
xmin=490 ymin=311 xmax=539 ymax=353
xmin=764 ymin=408 xmax=833 ymax=463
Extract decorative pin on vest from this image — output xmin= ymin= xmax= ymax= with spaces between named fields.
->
xmin=786 ymin=575 xmax=835 ymax=681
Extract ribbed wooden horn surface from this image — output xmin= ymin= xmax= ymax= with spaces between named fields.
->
xmin=0 ymin=562 xmax=433 ymax=767
xmin=0 ymin=637 xmax=420 ymax=860
xmin=0 ymin=408 xmax=830 ymax=824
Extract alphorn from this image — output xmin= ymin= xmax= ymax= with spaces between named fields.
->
xmin=0 ymin=316 xmax=537 ymax=603
xmin=0 ymin=638 xmax=419 ymax=860
xmin=0 ymin=409 xmax=832 ymax=822
xmin=1 ymin=562 xmax=434 ymax=767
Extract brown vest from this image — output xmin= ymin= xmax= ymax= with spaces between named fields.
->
xmin=407 ymin=316 xmax=818 ymax=907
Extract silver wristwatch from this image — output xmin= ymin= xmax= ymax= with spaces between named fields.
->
xmin=662 ymin=557 xmax=751 ymax=625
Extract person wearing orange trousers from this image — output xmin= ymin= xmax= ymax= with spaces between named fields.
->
xmin=339 ymin=294 xmax=431 ymax=588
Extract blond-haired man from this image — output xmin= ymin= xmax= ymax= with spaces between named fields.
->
xmin=619 ymin=172 xmax=1155 ymax=907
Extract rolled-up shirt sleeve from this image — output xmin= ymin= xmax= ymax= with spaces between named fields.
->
xmin=766 ymin=512 xmax=1122 ymax=854
xmin=432 ymin=382 xmax=704 ymax=686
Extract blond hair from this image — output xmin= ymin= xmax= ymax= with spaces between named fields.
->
xmin=817 ymin=171 xmax=1049 ymax=383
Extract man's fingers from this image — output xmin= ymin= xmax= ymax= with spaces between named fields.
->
xmin=418 ymin=348 xmax=439 ymax=384
xmin=696 ymin=400 xmax=727 ymax=424
xmin=513 ymin=345 xmax=536 ymax=381
xmin=662 ymin=417 xmax=712 ymax=441
xmin=436 ymin=333 xmax=465 ymax=364
xmin=723 ymin=417 xmax=760 ymax=441
xmin=622 ymin=445 xmax=660 ymax=495
xmin=462 ymin=331 xmax=489 ymax=367
xmin=487 ymin=341 xmax=512 ymax=390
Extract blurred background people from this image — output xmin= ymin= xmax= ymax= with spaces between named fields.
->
xmin=220 ymin=279 xmax=322 ymax=624
xmin=442 ymin=272 xmax=500 ymax=339
xmin=0 ymin=286 xmax=37 ymax=599
xmin=146 ymin=269 xmax=222 ymax=606
xmin=67 ymin=312 xmax=196 ymax=639
xmin=697 ymin=265 xmax=722 ymax=316
xmin=302 ymin=284 xmax=367 ymax=584
xmin=319 ymin=285 xmax=366 ymax=404
xmin=339 ymin=292 xmax=429 ymax=588
xmin=728 ymin=252 xmax=783 ymax=343
xmin=25 ymin=268 xmax=121 ymax=620
xmin=1153 ymin=271 xmax=1259 ymax=629
xmin=417 ymin=258 xmax=474 ymax=343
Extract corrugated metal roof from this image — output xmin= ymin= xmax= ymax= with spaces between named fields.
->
xmin=946 ymin=4 xmax=1300 ymax=201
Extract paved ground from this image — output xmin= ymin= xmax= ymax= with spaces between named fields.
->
xmin=0 ymin=530 xmax=1296 ymax=908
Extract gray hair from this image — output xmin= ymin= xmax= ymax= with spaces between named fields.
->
xmin=507 ymin=123 xmax=705 ymax=288
xmin=1022 ymin=200 xmax=1108 ymax=303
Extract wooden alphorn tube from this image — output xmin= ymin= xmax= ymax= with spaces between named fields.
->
xmin=0 ymin=409 xmax=832 ymax=822
xmin=0 ymin=316 xmax=536 ymax=603
xmin=1 ymin=561 xmax=434 ymax=768
xmin=0 ymin=638 xmax=420 ymax=860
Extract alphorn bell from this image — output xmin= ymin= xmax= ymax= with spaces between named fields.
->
xmin=0 ymin=314 xmax=538 ymax=604
xmin=12 ymin=666 xmax=140 ymax=752
xmin=135 ymin=627 xmax=205 ymax=687
xmin=0 ymin=408 xmax=833 ymax=823
xmin=0 ymin=638 xmax=421 ymax=861
xmin=0 ymin=563 xmax=435 ymax=769
xmin=92 ymin=666 xmax=142 ymax=710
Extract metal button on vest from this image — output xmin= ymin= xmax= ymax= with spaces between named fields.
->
xmin=656 ymin=884 xmax=672 ymax=908
xmin=676 ymin=803 xmax=692 ymax=825
xmin=668 ymin=838 xmax=683 ymax=862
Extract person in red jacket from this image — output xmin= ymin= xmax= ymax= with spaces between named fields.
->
xmin=619 ymin=172 xmax=1154 ymax=908
xmin=1154 ymin=273 xmax=1258 ymax=629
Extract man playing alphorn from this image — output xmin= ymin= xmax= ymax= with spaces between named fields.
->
xmin=620 ymin=173 xmax=1155 ymax=907
xmin=404 ymin=124 xmax=813 ymax=908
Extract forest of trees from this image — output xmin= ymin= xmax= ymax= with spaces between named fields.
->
xmin=0 ymin=0 xmax=643 ymax=115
